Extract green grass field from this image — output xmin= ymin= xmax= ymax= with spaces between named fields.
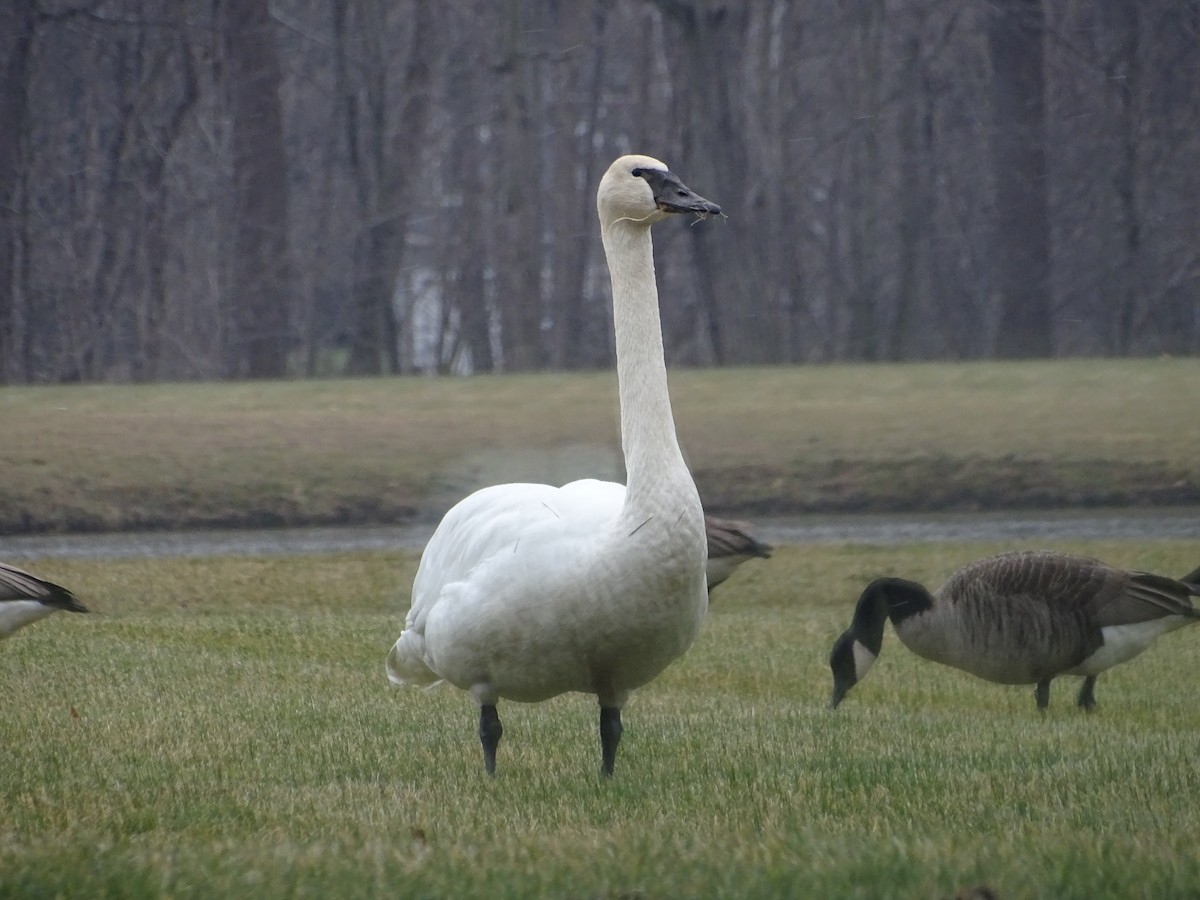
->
xmin=1 ymin=358 xmax=1198 ymax=533
xmin=3 ymin=540 xmax=1199 ymax=899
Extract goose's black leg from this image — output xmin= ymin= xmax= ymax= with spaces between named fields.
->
xmin=480 ymin=704 xmax=503 ymax=775
xmin=599 ymin=706 xmax=623 ymax=777
xmin=1076 ymin=676 xmax=1097 ymax=711
xmin=1035 ymin=678 xmax=1051 ymax=710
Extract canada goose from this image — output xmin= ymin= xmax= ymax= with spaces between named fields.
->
xmin=704 ymin=515 xmax=773 ymax=591
xmin=829 ymin=550 xmax=1200 ymax=710
xmin=0 ymin=562 xmax=88 ymax=639
xmin=387 ymin=155 xmax=721 ymax=776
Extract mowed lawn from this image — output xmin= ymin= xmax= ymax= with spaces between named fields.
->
xmin=3 ymin=539 xmax=1199 ymax=899
xmin=1 ymin=358 xmax=1198 ymax=532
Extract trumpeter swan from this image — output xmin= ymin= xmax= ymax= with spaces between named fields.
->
xmin=387 ymin=155 xmax=721 ymax=775
xmin=830 ymin=550 xmax=1200 ymax=710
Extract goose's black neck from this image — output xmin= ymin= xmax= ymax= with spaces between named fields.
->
xmin=854 ymin=577 xmax=934 ymax=641
xmin=868 ymin=577 xmax=934 ymax=629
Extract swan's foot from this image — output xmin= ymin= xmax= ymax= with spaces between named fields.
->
xmin=479 ymin=704 xmax=503 ymax=776
xmin=1076 ymin=676 xmax=1097 ymax=712
xmin=599 ymin=706 xmax=623 ymax=777
xmin=1035 ymin=678 xmax=1051 ymax=711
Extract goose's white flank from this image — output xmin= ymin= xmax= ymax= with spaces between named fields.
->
xmin=386 ymin=155 xmax=722 ymax=775
xmin=0 ymin=562 xmax=88 ymax=639
xmin=830 ymin=550 xmax=1200 ymax=710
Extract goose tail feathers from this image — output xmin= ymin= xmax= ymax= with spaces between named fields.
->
xmin=0 ymin=563 xmax=88 ymax=613
xmin=1179 ymin=565 xmax=1200 ymax=593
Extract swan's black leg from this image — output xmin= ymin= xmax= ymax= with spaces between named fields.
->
xmin=1076 ymin=676 xmax=1097 ymax=711
xmin=599 ymin=706 xmax=623 ymax=777
xmin=479 ymin=704 xmax=503 ymax=775
xmin=1035 ymin=678 xmax=1051 ymax=710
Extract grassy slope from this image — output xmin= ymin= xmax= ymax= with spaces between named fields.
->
xmin=3 ymin=540 xmax=1199 ymax=899
xmin=0 ymin=358 xmax=1198 ymax=534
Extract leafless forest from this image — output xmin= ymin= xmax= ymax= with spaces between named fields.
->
xmin=0 ymin=1 xmax=1197 ymax=383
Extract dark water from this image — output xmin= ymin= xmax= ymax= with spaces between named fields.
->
xmin=0 ymin=508 xmax=1196 ymax=561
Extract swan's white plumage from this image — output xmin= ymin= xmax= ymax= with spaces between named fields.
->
xmin=387 ymin=478 xmax=640 ymax=698
xmin=386 ymin=155 xmax=718 ymax=772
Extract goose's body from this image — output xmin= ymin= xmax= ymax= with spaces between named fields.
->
xmin=704 ymin=515 xmax=773 ymax=592
xmin=387 ymin=155 xmax=721 ymax=775
xmin=829 ymin=550 xmax=1200 ymax=710
xmin=0 ymin=563 xmax=87 ymax=638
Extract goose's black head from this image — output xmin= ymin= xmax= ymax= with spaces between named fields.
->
xmin=829 ymin=581 xmax=888 ymax=708
xmin=829 ymin=577 xmax=933 ymax=708
xmin=829 ymin=627 xmax=872 ymax=709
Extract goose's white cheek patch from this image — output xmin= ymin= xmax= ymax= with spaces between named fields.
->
xmin=853 ymin=641 xmax=878 ymax=679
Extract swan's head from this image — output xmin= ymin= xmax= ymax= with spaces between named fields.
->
xmin=597 ymin=155 xmax=721 ymax=229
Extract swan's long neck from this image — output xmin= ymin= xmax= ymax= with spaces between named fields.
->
xmin=602 ymin=219 xmax=694 ymax=512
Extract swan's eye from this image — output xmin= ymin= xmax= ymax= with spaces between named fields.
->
xmin=631 ymin=168 xmax=644 ymax=178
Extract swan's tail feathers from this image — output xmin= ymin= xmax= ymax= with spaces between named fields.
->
xmin=385 ymin=631 xmax=441 ymax=687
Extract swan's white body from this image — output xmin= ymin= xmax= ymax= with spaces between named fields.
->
xmin=387 ymin=155 xmax=720 ymax=774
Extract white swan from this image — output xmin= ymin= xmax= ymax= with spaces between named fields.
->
xmin=387 ymin=155 xmax=722 ymax=775
xmin=0 ymin=562 xmax=88 ymax=639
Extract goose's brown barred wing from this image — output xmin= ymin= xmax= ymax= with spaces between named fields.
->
xmin=937 ymin=550 xmax=1109 ymax=611
xmin=704 ymin=516 xmax=773 ymax=561
xmin=1091 ymin=570 xmax=1200 ymax=628
xmin=703 ymin=515 xmax=773 ymax=592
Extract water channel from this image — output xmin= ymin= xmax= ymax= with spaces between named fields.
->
xmin=0 ymin=507 xmax=1196 ymax=562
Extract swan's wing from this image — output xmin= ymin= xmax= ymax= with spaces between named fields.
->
xmin=408 ymin=479 xmax=626 ymax=627
xmin=387 ymin=479 xmax=626 ymax=686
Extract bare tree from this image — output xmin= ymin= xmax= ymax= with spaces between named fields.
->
xmin=3 ymin=0 xmax=1198 ymax=385
xmin=0 ymin=0 xmax=37 ymax=382
xmin=335 ymin=0 xmax=434 ymax=375
xmin=220 ymin=0 xmax=295 ymax=378
xmin=987 ymin=0 xmax=1053 ymax=358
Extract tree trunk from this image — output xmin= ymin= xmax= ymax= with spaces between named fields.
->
xmin=551 ymin=3 xmax=609 ymax=370
xmin=340 ymin=0 xmax=433 ymax=376
xmin=659 ymin=0 xmax=753 ymax=365
xmin=221 ymin=0 xmax=294 ymax=378
xmin=0 ymin=0 xmax=37 ymax=383
xmin=888 ymin=32 xmax=927 ymax=361
xmin=987 ymin=0 xmax=1053 ymax=358
xmin=844 ymin=0 xmax=884 ymax=361
xmin=495 ymin=0 xmax=544 ymax=371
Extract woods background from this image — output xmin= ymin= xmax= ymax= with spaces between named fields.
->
xmin=0 ymin=0 xmax=1197 ymax=384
